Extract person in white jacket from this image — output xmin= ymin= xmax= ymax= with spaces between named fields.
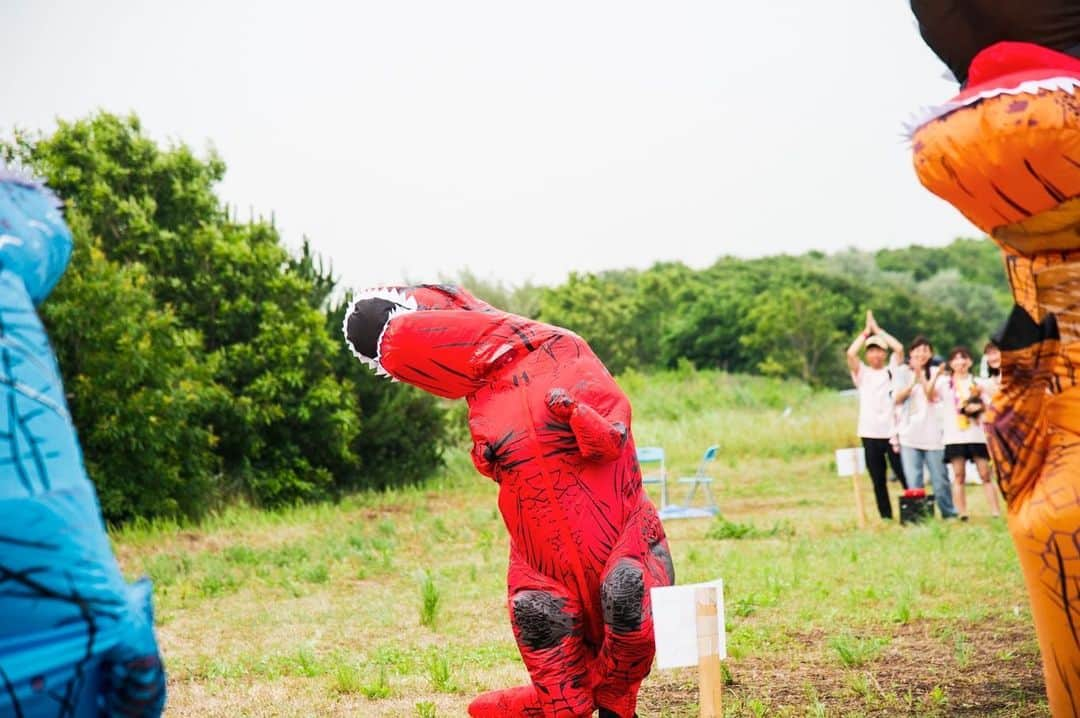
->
xmin=893 ymin=336 xmax=957 ymax=518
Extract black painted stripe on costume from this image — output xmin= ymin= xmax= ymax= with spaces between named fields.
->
xmin=402 ymin=364 xmax=437 ymax=380
xmin=15 ymin=400 xmax=48 ymax=492
xmin=1053 ymin=540 xmax=1080 ymax=650
xmin=1024 ymin=159 xmax=1068 ymax=203
xmin=6 ymin=391 xmax=30 ymax=494
xmin=0 ymin=534 xmax=58 ymax=550
xmin=1053 ymin=648 xmax=1079 ymax=717
xmin=990 ymin=181 xmax=1033 ymax=218
xmin=429 ymin=359 xmax=474 ymax=382
xmin=940 ymin=156 xmax=975 ymax=197
xmin=0 ymin=666 xmax=23 ymax=718
xmin=510 ymin=324 xmax=536 ymax=351
xmin=395 ymin=367 xmax=444 ymax=394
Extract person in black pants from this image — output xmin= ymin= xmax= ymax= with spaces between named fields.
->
xmin=846 ymin=311 xmax=907 ymax=519
xmin=861 ymin=435 xmax=906 ymax=519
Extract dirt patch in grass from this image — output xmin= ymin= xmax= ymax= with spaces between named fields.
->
xmin=638 ymin=619 xmax=1048 ymax=717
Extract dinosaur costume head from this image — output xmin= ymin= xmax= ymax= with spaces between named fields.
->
xmin=910 ymin=41 xmax=1080 ymax=254
xmin=343 ymin=284 xmax=563 ymax=399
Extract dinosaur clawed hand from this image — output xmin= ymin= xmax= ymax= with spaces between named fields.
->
xmin=546 ymin=388 xmax=577 ymax=421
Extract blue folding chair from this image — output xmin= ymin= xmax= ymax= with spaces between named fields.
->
xmin=675 ymin=445 xmax=719 ymax=516
xmin=636 ymin=446 xmax=668 ymax=509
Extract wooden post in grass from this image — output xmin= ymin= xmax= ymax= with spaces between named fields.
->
xmin=652 ymin=579 xmax=726 ymax=715
xmin=837 ymin=448 xmax=867 ymax=530
xmin=851 ymin=452 xmax=867 ymax=530
xmin=695 ymin=586 xmax=722 ymax=717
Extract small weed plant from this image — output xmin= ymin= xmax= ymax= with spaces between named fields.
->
xmin=419 ymin=570 xmax=440 ymax=628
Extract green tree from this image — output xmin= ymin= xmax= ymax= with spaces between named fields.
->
xmin=876 ymin=238 xmax=1008 ymax=290
xmin=6 ymin=111 xmax=450 ymax=514
xmin=660 ymin=263 xmax=760 ymax=372
xmin=537 ymin=272 xmax=641 ymax=374
xmin=41 ymin=219 xmax=222 ymax=522
xmin=740 ymin=285 xmax=853 ymax=386
xmin=14 ymin=113 xmax=360 ymax=506
xmin=917 ymin=269 xmax=1008 ymax=340
xmin=436 ymin=267 xmax=544 ymax=318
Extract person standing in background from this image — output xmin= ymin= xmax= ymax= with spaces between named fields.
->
xmin=981 ymin=339 xmax=1002 ymax=395
xmin=846 ymin=310 xmax=907 ymax=520
xmin=936 ymin=347 xmax=1002 ymax=520
xmin=893 ymin=336 xmax=956 ymax=518
xmin=980 ymin=339 xmax=1003 ymax=495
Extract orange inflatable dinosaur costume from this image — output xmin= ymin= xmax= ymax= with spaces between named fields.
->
xmin=908 ymin=3 xmax=1080 ymax=713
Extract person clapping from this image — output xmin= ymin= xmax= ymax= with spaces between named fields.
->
xmin=846 ymin=311 xmax=908 ymax=520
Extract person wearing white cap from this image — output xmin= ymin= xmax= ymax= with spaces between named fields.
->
xmin=846 ymin=310 xmax=907 ymax=519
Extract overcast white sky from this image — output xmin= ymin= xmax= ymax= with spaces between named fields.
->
xmin=1 ymin=1 xmax=974 ymax=292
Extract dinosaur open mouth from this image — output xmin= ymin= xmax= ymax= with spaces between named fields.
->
xmin=907 ymin=42 xmax=1080 ymax=138
xmin=906 ymin=74 xmax=1080 ymax=137
xmin=342 ymin=287 xmax=417 ymax=378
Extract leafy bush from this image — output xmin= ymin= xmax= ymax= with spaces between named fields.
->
xmin=5 ymin=111 xmax=452 ymax=520
xmin=42 ymin=230 xmax=222 ymax=522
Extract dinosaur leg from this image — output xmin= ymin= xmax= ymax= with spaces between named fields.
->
xmin=470 ymin=552 xmax=594 ymax=718
xmin=591 ymin=557 xmax=654 ymax=718
xmin=593 ymin=509 xmax=674 ymax=718
xmin=985 ymin=304 xmax=1080 ymax=716
xmin=1003 ymin=386 xmax=1080 ymax=717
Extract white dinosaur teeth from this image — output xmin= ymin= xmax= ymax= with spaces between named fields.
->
xmin=340 ymin=286 xmax=418 ymax=381
xmin=904 ymin=76 xmax=1080 ymax=140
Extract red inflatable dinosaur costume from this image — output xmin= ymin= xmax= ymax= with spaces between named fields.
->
xmin=343 ymin=284 xmax=674 ymax=718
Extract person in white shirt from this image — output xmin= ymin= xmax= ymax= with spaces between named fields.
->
xmin=979 ymin=339 xmax=1003 ymax=499
xmin=981 ymin=339 xmax=1002 ymax=395
xmin=935 ymin=346 xmax=1002 ymax=520
xmin=893 ymin=336 xmax=957 ymax=518
xmin=846 ymin=310 xmax=907 ymax=520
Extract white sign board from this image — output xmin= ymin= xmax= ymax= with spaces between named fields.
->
xmin=650 ymin=579 xmax=725 ymax=669
xmin=835 ymin=447 xmax=865 ymax=477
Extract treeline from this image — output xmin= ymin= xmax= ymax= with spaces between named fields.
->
xmin=522 ymin=242 xmax=1010 ymax=387
xmin=3 ymin=112 xmax=446 ymax=523
xmin=3 ymin=111 xmax=1011 ymax=524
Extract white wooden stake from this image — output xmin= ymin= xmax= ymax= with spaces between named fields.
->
xmin=695 ymin=586 xmax=722 ymax=718
xmin=852 ymin=455 xmax=867 ymax=530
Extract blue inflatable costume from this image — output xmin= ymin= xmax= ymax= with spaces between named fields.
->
xmin=0 ymin=167 xmax=165 ymax=717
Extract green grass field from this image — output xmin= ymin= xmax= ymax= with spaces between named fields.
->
xmin=112 ymin=369 xmax=1048 ymax=717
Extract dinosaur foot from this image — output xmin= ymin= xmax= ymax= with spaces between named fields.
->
xmin=467 ymin=684 xmax=541 ymax=717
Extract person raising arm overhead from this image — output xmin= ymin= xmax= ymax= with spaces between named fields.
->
xmin=847 ymin=311 xmax=907 ymax=520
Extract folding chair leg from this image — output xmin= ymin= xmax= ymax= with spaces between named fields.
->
xmin=704 ymin=484 xmax=716 ymax=510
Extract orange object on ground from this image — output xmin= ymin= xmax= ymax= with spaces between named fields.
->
xmin=911 ymin=41 xmax=1080 ymax=715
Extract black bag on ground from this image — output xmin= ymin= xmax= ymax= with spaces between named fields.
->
xmin=900 ymin=494 xmax=935 ymax=524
